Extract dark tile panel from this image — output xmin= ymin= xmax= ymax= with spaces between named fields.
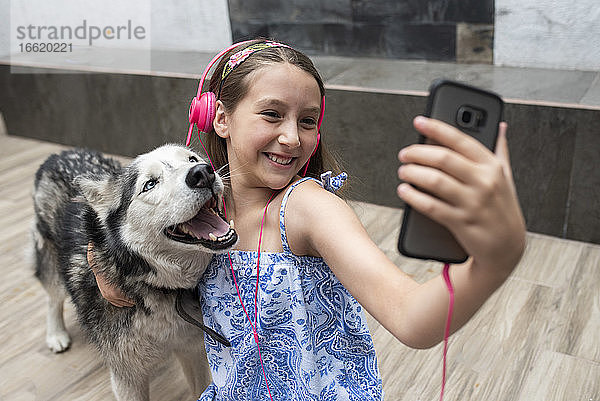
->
xmin=502 ymin=104 xmax=576 ymax=239
xmin=323 ymin=89 xmax=426 ymax=206
xmin=228 ymin=0 xmax=491 ymax=61
xmin=384 ymin=22 xmax=456 ymax=61
xmin=351 ymin=0 xmax=424 ymax=23
xmin=227 ymin=0 xmax=493 ymax=25
xmin=233 ymin=22 xmax=456 ymax=61
xmin=567 ymin=108 xmax=600 ymax=243
xmin=351 ymin=0 xmax=493 ymax=24
xmin=231 ymin=24 xmax=271 ymax=43
xmin=233 ymin=23 xmax=388 ymax=57
xmin=227 ymin=0 xmax=352 ymax=24
xmin=445 ymin=0 xmax=494 ymax=24
xmin=0 ymin=66 xmax=192 ymax=156
xmin=326 ymin=92 xmax=595 ymax=242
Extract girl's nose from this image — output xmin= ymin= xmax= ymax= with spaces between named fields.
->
xmin=277 ymin=120 xmax=301 ymax=148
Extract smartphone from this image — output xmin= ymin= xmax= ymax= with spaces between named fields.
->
xmin=397 ymin=79 xmax=504 ymax=264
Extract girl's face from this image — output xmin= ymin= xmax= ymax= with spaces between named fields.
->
xmin=216 ymin=63 xmax=322 ymax=191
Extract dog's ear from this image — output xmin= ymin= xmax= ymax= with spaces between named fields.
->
xmin=75 ymin=174 xmax=121 ymax=212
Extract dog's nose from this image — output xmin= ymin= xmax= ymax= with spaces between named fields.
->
xmin=185 ymin=164 xmax=215 ymax=188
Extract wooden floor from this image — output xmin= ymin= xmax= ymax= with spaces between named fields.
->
xmin=1 ymin=131 xmax=598 ymax=401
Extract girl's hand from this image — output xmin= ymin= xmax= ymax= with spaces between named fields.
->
xmin=397 ymin=116 xmax=526 ymax=275
xmin=87 ymin=243 xmax=135 ymax=307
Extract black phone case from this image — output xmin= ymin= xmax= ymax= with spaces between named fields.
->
xmin=397 ymin=79 xmax=504 ymax=264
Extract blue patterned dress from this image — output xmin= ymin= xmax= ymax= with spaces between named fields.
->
xmin=197 ymin=176 xmax=383 ymax=400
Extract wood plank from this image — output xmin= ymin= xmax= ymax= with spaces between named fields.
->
xmin=517 ymin=350 xmax=599 ymax=401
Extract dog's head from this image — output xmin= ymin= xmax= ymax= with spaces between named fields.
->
xmin=77 ymin=144 xmax=237 ymax=289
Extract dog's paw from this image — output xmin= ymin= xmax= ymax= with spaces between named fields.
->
xmin=46 ymin=331 xmax=71 ymax=353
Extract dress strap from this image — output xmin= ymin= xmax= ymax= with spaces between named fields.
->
xmin=279 ymin=177 xmax=322 ymax=254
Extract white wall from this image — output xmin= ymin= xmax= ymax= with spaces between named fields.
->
xmin=0 ymin=0 xmax=10 ymax=55
xmin=149 ymin=0 xmax=232 ymax=52
xmin=1 ymin=0 xmax=232 ymax=56
xmin=494 ymin=0 xmax=600 ymax=71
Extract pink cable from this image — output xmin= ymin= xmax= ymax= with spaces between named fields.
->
xmin=254 ymin=192 xmax=276 ymax=327
xmin=193 ymin=129 xmax=229 ymax=218
xmin=227 ymin=251 xmax=274 ymax=400
xmin=191 ymin=128 xmax=274 ymax=400
xmin=440 ymin=263 xmax=454 ymax=401
xmin=226 ymin=193 xmax=276 ymax=401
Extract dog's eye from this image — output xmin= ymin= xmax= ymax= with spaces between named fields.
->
xmin=142 ymin=179 xmax=158 ymax=192
xmin=189 ymin=156 xmax=199 ymax=163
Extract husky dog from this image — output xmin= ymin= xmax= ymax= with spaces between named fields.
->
xmin=31 ymin=144 xmax=237 ymax=401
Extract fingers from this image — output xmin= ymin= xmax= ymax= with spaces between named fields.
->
xmin=398 ymin=118 xmax=526 ymax=271
xmin=494 ymin=122 xmax=515 ymax=183
xmin=397 ymin=117 xmax=513 ymax=229
xmin=88 ymin=242 xmax=135 ymax=308
xmin=87 ymin=243 xmax=97 ymax=273
xmin=94 ymin=273 xmax=136 ymax=307
xmin=104 ymin=294 xmax=135 ymax=308
xmin=413 ymin=116 xmax=494 ymax=163
xmin=399 ymin=143 xmax=478 ymax=185
xmin=398 ymin=162 xmax=465 ymax=207
xmin=397 ymin=183 xmax=462 ymax=225
xmin=495 ymin=122 xmax=509 ymax=160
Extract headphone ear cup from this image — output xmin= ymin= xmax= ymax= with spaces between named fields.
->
xmin=189 ymin=92 xmax=216 ymax=133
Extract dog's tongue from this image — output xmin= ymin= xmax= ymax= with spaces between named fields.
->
xmin=185 ymin=210 xmax=230 ymax=239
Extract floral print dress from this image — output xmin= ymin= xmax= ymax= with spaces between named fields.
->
xmin=197 ymin=174 xmax=383 ymax=401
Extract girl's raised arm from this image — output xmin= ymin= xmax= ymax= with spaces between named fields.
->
xmin=285 ymin=117 xmax=525 ymax=349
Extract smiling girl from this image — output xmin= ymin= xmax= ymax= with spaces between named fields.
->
xmin=94 ymin=39 xmax=525 ymax=401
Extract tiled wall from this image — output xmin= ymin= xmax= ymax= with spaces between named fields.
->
xmin=1 ymin=65 xmax=598 ymax=244
xmin=227 ymin=0 xmax=494 ymax=63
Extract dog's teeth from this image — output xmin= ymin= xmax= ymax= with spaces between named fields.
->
xmin=208 ymin=233 xmax=218 ymax=241
xmin=230 ymin=220 xmax=235 ymax=230
xmin=181 ymin=225 xmax=193 ymax=236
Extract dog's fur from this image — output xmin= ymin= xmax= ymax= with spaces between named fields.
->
xmin=31 ymin=144 xmax=237 ymax=401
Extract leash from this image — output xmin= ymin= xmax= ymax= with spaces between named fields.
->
xmin=175 ymin=289 xmax=231 ymax=347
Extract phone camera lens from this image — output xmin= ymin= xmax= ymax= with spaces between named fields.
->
xmin=461 ymin=110 xmax=472 ymax=124
xmin=456 ymin=105 xmax=485 ymax=130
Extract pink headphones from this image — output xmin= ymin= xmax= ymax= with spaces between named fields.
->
xmin=185 ymin=40 xmax=325 ymax=176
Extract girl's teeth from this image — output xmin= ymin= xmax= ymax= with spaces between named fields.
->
xmin=267 ymin=153 xmax=292 ymax=165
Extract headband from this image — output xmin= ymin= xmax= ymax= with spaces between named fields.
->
xmin=217 ymin=41 xmax=290 ymax=98
xmin=222 ymin=41 xmax=291 ymax=82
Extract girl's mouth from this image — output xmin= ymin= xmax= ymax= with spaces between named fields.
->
xmin=265 ymin=152 xmax=294 ymax=166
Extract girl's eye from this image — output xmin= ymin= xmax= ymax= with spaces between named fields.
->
xmin=142 ymin=179 xmax=157 ymax=193
xmin=300 ymin=117 xmax=317 ymax=127
xmin=262 ymin=110 xmax=281 ymax=119
xmin=189 ymin=156 xmax=199 ymax=163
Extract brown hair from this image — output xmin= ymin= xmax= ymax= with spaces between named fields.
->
xmin=201 ymin=39 xmax=343 ymax=182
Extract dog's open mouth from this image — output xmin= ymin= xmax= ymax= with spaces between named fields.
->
xmin=164 ymin=197 xmax=237 ymax=250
